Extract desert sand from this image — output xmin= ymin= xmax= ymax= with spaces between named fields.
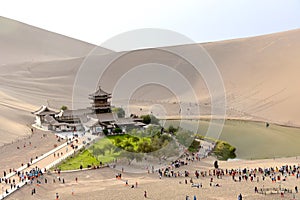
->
xmin=1 ymin=16 xmax=300 ymax=199
xmin=5 ymin=155 xmax=300 ymax=200
xmin=1 ymin=17 xmax=300 ymax=146
xmin=0 ymin=128 xmax=64 ymax=174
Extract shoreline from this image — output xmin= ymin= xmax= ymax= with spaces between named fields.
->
xmin=159 ymin=115 xmax=300 ymax=129
xmin=2 ymin=117 xmax=300 ymax=148
xmin=1 ymin=118 xmax=299 ymax=163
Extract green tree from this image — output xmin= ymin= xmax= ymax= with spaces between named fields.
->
xmin=160 ymin=134 xmax=172 ymax=143
xmin=61 ymin=105 xmax=68 ymax=110
xmin=213 ymin=140 xmax=236 ymax=160
xmin=122 ymin=141 xmax=134 ymax=152
xmin=103 ymin=129 xmax=109 ymax=135
xmin=137 ymin=140 xmax=152 ymax=153
xmin=131 ymin=136 xmax=140 ymax=144
xmin=167 ymin=125 xmax=178 ymax=134
xmin=112 ymin=107 xmax=125 ymax=118
xmin=188 ymin=139 xmax=201 ymax=152
xmin=113 ymin=127 xmax=122 ymax=133
xmin=141 ymin=115 xmax=151 ymax=124
xmin=114 ymin=138 xmax=122 ymax=146
xmin=141 ymin=114 xmax=160 ymax=125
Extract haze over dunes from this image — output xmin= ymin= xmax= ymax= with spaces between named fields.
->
xmin=0 ymin=17 xmax=299 ymax=145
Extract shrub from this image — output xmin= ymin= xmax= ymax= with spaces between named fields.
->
xmin=61 ymin=105 xmax=68 ymax=110
xmin=114 ymin=127 xmax=122 ymax=133
xmin=103 ymin=129 xmax=109 ymax=135
xmin=112 ymin=107 xmax=125 ymax=118
xmin=141 ymin=114 xmax=159 ymax=125
xmin=213 ymin=140 xmax=236 ymax=160
xmin=188 ymin=139 xmax=200 ymax=152
xmin=167 ymin=125 xmax=178 ymax=134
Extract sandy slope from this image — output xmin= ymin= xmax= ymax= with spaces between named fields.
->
xmin=0 ymin=17 xmax=111 ymax=145
xmin=0 ymin=16 xmax=112 ymax=65
xmin=205 ymin=29 xmax=300 ymax=126
xmin=0 ymin=17 xmax=300 ymax=145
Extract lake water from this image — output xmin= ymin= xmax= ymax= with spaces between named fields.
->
xmin=164 ymin=119 xmax=300 ymax=159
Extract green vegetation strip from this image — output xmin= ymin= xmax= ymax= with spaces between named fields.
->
xmin=58 ymin=125 xmax=237 ymax=170
xmin=59 ymin=149 xmax=98 ymax=171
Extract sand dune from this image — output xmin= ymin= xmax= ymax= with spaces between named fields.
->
xmin=0 ymin=16 xmax=112 ymax=65
xmin=0 ymin=17 xmax=300 ymax=145
xmin=204 ymin=29 xmax=300 ymax=126
xmin=96 ymin=29 xmax=300 ymax=127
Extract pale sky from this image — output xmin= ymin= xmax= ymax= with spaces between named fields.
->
xmin=1 ymin=0 xmax=299 ymax=46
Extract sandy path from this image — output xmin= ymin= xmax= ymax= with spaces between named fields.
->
xmin=0 ymin=128 xmax=63 ymax=174
xmin=0 ymin=131 xmax=82 ymax=198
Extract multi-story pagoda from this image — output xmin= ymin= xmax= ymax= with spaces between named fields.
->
xmin=87 ymin=86 xmax=116 ymax=131
xmin=89 ymin=86 xmax=112 ymax=114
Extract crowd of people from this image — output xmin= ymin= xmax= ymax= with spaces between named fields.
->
xmin=155 ymin=156 xmax=300 ymax=199
xmin=0 ymin=136 xmax=80 ymax=197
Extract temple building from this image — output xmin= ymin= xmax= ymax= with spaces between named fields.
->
xmin=88 ymin=87 xmax=115 ymax=129
xmin=32 ymin=105 xmax=58 ymax=129
xmin=32 ymin=87 xmax=115 ymax=133
xmin=89 ymin=86 xmax=111 ymax=114
xmin=32 ymin=86 xmax=146 ymax=134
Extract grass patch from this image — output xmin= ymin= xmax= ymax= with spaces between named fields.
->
xmin=58 ymin=149 xmax=99 ymax=171
xmin=58 ymin=129 xmax=177 ymax=170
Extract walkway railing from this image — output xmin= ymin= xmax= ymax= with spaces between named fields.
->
xmin=0 ymin=140 xmax=83 ymax=199
xmin=1 ymin=142 xmax=68 ymax=181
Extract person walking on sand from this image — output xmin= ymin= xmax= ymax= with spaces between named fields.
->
xmin=144 ymin=191 xmax=147 ymax=198
xmin=193 ymin=195 xmax=197 ymax=200
xmin=238 ymin=193 xmax=242 ymax=200
xmin=56 ymin=192 xmax=59 ymax=200
xmin=238 ymin=193 xmax=243 ymax=200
